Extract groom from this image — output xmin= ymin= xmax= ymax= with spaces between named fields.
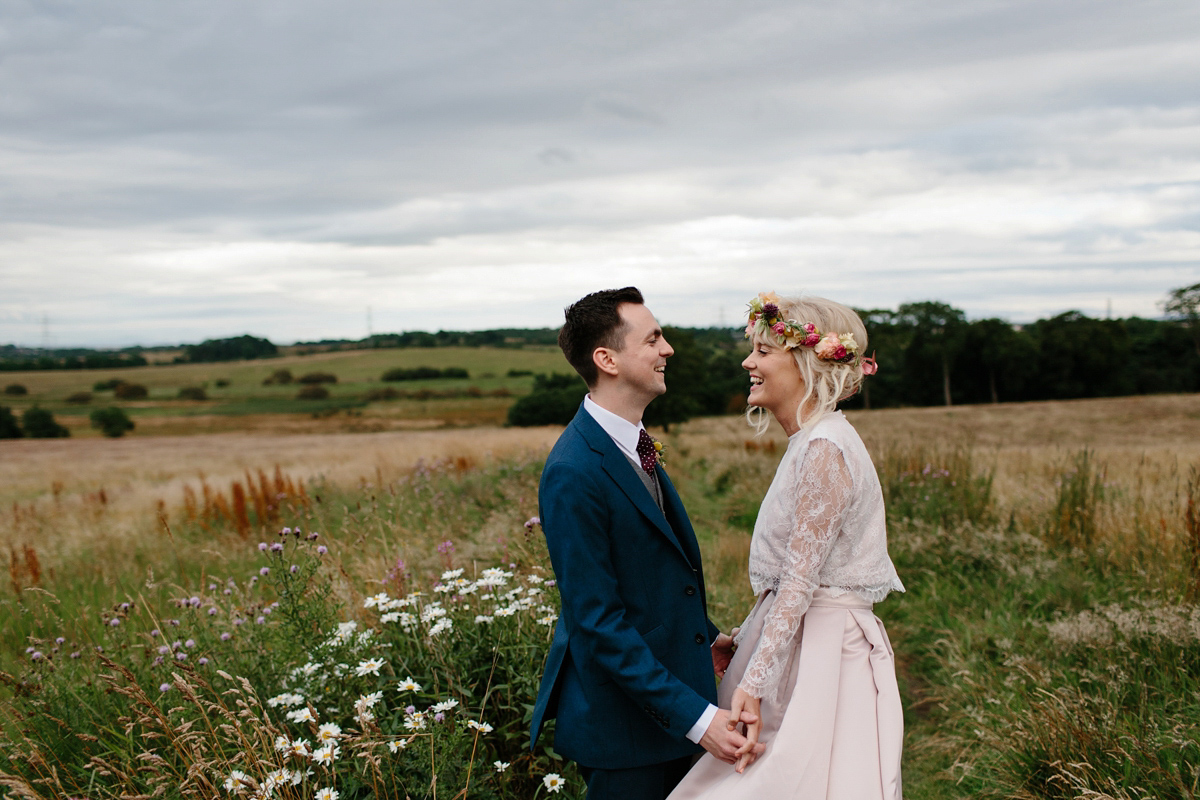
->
xmin=530 ymin=287 xmax=760 ymax=799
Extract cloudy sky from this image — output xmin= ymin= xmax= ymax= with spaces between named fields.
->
xmin=2 ymin=0 xmax=1198 ymax=348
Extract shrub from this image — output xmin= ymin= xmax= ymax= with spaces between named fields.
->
xmin=489 ymin=388 xmax=513 ymax=397
xmin=366 ymin=387 xmax=401 ymax=401
xmin=178 ymin=334 xmax=278 ymax=363
xmin=21 ymin=407 xmax=69 ymax=438
xmin=178 ymin=387 xmax=208 ymax=401
xmin=3 ymin=383 xmax=28 ymax=395
xmin=90 ymin=406 xmax=135 ymax=438
xmin=0 ymin=406 xmax=22 ymax=438
xmin=296 ymin=385 xmax=330 ymax=400
xmin=215 ymin=378 xmax=230 ymax=387
xmin=263 ymin=369 xmax=294 ymax=385
xmin=382 ymin=367 xmax=448 ymax=382
xmin=506 ymin=369 xmax=533 ymax=377
xmin=298 ymin=372 xmax=338 ymax=385
xmin=114 ymin=382 xmax=149 ymax=400
xmin=506 ymin=373 xmax=587 ymax=426
xmin=93 ymin=378 xmax=123 ymax=391
xmin=442 ymin=367 xmax=469 ymax=379
xmin=65 ymin=391 xmax=93 ymax=404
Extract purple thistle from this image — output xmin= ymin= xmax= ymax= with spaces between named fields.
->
xmin=159 ymin=683 xmax=171 ymax=693
xmin=316 ymin=545 xmax=328 ymax=555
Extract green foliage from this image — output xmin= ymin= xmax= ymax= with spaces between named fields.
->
xmin=3 ymin=383 xmax=27 ymax=395
xmin=177 ymin=334 xmax=278 ymax=363
xmin=65 ymin=391 xmax=92 ymax=404
xmin=297 ymin=372 xmax=338 ymax=385
xmin=382 ymin=366 xmax=469 ymax=381
xmin=93 ymin=378 xmax=123 ymax=391
xmin=876 ymin=444 xmax=995 ymax=528
xmin=90 ymin=406 xmax=135 ymax=438
xmin=296 ymin=385 xmax=330 ymax=400
xmin=264 ymin=369 xmax=294 ymax=385
xmin=0 ymin=406 xmax=22 ymax=439
xmin=0 ymin=347 xmax=147 ymax=372
xmin=177 ymin=386 xmax=208 ymax=400
xmin=20 ymin=407 xmax=69 ymax=438
xmin=506 ymin=373 xmax=587 ymax=426
xmin=113 ymin=382 xmax=149 ymax=400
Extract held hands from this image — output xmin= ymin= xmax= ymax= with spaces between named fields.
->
xmin=711 ymin=632 xmax=735 ymax=677
xmin=727 ymin=687 xmax=762 ymax=773
xmin=699 ymin=707 xmax=764 ymax=765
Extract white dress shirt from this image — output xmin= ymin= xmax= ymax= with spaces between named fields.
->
xmin=583 ymin=394 xmax=717 ymax=744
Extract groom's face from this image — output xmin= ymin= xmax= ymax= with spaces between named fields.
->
xmin=611 ymin=302 xmax=673 ymax=398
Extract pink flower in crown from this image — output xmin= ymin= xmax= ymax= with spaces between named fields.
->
xmin=744 ymin=320 xmax=757 ymax=339
xmin=762 ymin=302 xmax=780 ymax=318
xmin=803 ymin=332 xmax=821 ymax=347
xmin=803 ymin=323 xmax=817 ymax=334
xmin=832 ymin=345 xmax=848 ymax=360
xmin=814 ymin=333 xmax=842 ymax=360
xmin=771 ymin=321 xmax=787 ymax=336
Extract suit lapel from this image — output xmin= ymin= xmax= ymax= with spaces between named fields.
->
xmin=657 ymin=467 xmax=703 ymax=572
xmin=571 ymin=407 xmax=693 ymax=565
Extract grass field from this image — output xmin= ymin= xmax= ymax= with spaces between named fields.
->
xmin=3 ymin=393 xmax=1199 ymax=799
xmin=0 ymin=346 xmax=573 ymax=436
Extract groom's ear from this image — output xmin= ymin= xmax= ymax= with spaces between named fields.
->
xmin=592 ymin=346 xmax=619 ymax=380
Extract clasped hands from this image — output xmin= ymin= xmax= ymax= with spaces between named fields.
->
xmin=705 ymin=628 xmax=762 ymax=773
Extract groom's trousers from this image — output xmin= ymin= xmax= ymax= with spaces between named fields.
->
xmin=579 ymin=756 xmax=694 ymax=800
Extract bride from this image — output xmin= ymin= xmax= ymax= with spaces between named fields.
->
xmin=669 ymin=292 xmax=905 ymax=799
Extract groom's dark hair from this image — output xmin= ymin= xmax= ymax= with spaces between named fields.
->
xmin=559 ymin=287 xmax=644 ymax=387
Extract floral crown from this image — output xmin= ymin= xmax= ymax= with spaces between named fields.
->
xmin=745 ymin=292 xmax=878 ymax=375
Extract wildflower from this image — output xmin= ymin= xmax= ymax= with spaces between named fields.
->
xmin=546 ymin=579 xmax=556 ymax=587
xmin=420 ymin=605 xmax=447 ymax=622
xmin=403 ymin=711 xmax=427 ymax=731
xmin=494 ymin=606 xmax=516 ymax=617
xmin=256 ymin=616 xmax=266 ymax=625
xmin=275 ymin=734 xmax=291 ymax=752
xmin=437 ymin=540 xmax=455 ymax=554
xmin=258 ymin=542 xmax=268 ymax=551
xmin=363 ymin=592 xmax=390 ymax=609
xmin=538 ymin=614 xmax=558 ymax=626
xmin=441 ymin=568 xmax=464 ymax=581
xmin=387 ymin=739 xmax=407 ymax=753
xmin=316 ymin=545 xmax=328 ymax=555
xmin=221 ymin=632 xmax=232 ymax=641
xmin=398 ymin=677 xmax=422 ymax=692
xmin=314 ymin=788 xmax=339 ymax=800
xmin=405 ymin=705 xmax=416 ymax=714
xmin=281 ymin=527 xmax=292 ymax=535
xmin=494 ymin=761 xmax=510 ymax=772
xmin=356 ymin=691 xmax=383 ymax=709
xmin=301 ymin=662 xmax=321 ymax=676
xmin=198 ymin=657 xmax=209 ymax=665
xmin=380 ymin=612 xmax=400 ymax=624
xmin=234 ymin=618 xmax=245 ymax=626
xmin=109 ymin=618 xmax=120 ymax=627
xmin=474 ymin=615 xmax=493 ymax=624
xmin=259 ymin=567 xmax=270 ymax=577
xmin=185 ymin=638 xmax=195 ymax=648
xmin=208 ymin=607 xmax=218 ymax=615
xmin=311 ymin=745 xmax=339 ymax=765
xmin=355 ymin=657 xmax=384 ymax=677
xmin=431 ymin=698 xmax=458 ymax=713
xmin=263 ymin=768 xmax=290 ymax=793
xmin=224 ymin=770 xmax=251 ymax=793
xmin=176 ymin=652 xmax=187 ymax=661
xmin=433 ymin=712 xmax=445 ymax=722
xmin=286 ymin=707 xmax=316 ymax=724
xmin=158 ymin=645 xmax=171 ymax=655
xmin=270 ymin=542 xmax=284 ymax=552
xmin=150 ymin=628 xmax=160 ymax=637
xmin=288 ymin=739 xmax=310 ymax=757
xmin=543 ymin=773 xmax=565 ymax=793
xmin=158 ymin=683 xmax=171 ymax=693
xmin=70 ymin=651 xmax=80 ymax=659
xmin=524 ymin=516 xmax=540 ymax=529
xmin=467 ymin=720 xmax=494 ymax=733
xmin=316 ymin=722 xmax=342 ymax=742
xmin=290 ymin=565 xmax=299 ymax=574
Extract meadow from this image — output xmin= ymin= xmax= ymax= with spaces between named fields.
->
xmin=2 ymin=392 xmax=1199 ymax=799
xmin=0 ymin=346 xmax=572 ymax=436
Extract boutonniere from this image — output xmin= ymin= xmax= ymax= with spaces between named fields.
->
xmin=650 ymin=436 xmax=667 ymax=468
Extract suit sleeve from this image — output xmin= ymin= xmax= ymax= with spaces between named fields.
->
xmin=541 ymin=459 xmax=711 ymax=736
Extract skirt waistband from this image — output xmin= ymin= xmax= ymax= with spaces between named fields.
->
xmin=807 ymin=586 xmax=873 ymax=610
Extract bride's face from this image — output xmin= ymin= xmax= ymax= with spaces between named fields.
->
xmin=742 ymin=336 xmax=803 ymax=415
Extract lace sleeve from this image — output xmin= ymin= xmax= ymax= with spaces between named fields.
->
xmin=738 ymin=438 xmax=853 ymax=699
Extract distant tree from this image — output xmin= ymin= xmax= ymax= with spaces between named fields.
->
xmin=297 ymin=372 xmax=338 ymax=385
xmin=263 ymin=369 xmax=294 ymax=385
xmin=507 ymin=373 xmax=587 ymax=426
xmin=178 ymin=335 xmax=278 ymax=363
xmin=22 ymin=407 xmax=69 ymax=438
xmin=896 ymin=301 xmax=967 ymax=406
xmin=643 ymin=326 xmax=704 ymax=431
xmin=957 ymin=319 xmax=1038 ymax=404
xmin=296 ymin=385 xmax=330 ymax=400
xmin=178 ymin=387 xmax=208 ymax=400
xmin=4 ymin=384 xmax=28 ymax=395
xmin=382 ymin=367 xmax=443 ymax=382
xmin=114 ymin=383 xmax=149 ymax=400
xmin=0 ymin=406 xmax=22 ymax=438
xmin=1031 ymin=312 xmax=1132 ymax=399
xmin=1163 ymin=282 xmax=1200 ymax=357
xmin=66 ymin=392 xmax=93 ymax=404
xmin=90 ymin=407 xmax=135 ymax=438
xmin=93 ymin=378 xmax=123 ymax=391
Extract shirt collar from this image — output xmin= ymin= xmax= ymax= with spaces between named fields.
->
xmin=583 ymin=394 xmax=645 ymax=463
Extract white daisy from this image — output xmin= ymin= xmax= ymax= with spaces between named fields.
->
xmin=440 ymin=568 xmax=464 ymax=580
xmin=467 ymin=719 xmax=494 ymax=733
xmin=224 ymin=770 xmax=250 ymax=793
xmin=380 ymin=612 xmax=400 ymax=624
xmin=474 ymin=615 xmax=493 ymax=624
xmin=494 ymin=761 xmax=510 ymax=773
xmin=543 ymin=773 xmax=566 ymax=793
xmin=285 ymin=707 xmax=316 ymax=724
xmin=310 ymin=745 xmax=339 ymax=765
xmin=288 ymin=738 xmax=310 ymax=757
xmin=363 ymin=592 xmax=390 ymax=608
xmin=397 ymin=677 xmax=422 ymax=692
xmin=355 ymin=657 xmax=384 ymax=677
xmin=313 ymin=788 xmax=339 ymax=800
xmin=316 ymin=722 xmax=341 ymax=743
xmin=428 ymin=618 xmax=452 ymax=637
xmin=538 ymin=614 xmax=558 ymax=626
xmin=431 ymin=698 xmax=458 ymax=713
xmin=387 ymin=739 xmax=408 ymax=753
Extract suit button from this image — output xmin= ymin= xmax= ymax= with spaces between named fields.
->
xmin=694 ymin=633 xmax=705 ymax=644
xmin=684 ymin=585 xmax=696 ymax=596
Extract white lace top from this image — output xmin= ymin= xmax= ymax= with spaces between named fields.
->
xmin=737 ymin=411 xmax=905 ymax=700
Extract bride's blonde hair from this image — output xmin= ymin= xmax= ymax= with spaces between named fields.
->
xmin=746 ymin=294 xmax=870 ymax=435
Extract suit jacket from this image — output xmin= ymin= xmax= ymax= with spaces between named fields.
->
xmin=529 ymin=403 xmax=720 ymax=769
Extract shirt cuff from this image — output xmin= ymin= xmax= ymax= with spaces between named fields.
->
xmin=685 ymin=703 xmax=718 ymax=744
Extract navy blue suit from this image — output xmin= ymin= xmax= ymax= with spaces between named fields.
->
xmin=530 ymin=404 xmax=719 ymax=772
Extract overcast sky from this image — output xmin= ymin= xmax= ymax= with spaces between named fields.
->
xmin=2 ymin=0 xmax=1198 ymax=348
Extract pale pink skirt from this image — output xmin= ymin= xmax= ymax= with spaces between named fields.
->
xmin=668 ymin=588 xmax=903 ymax=800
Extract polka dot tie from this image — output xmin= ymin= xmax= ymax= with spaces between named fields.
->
xmin=636 ymin=429 xmax=659 ymax=475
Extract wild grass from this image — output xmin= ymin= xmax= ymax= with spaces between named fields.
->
xmin=2 ymin=393 xmax=1199 ymax=799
